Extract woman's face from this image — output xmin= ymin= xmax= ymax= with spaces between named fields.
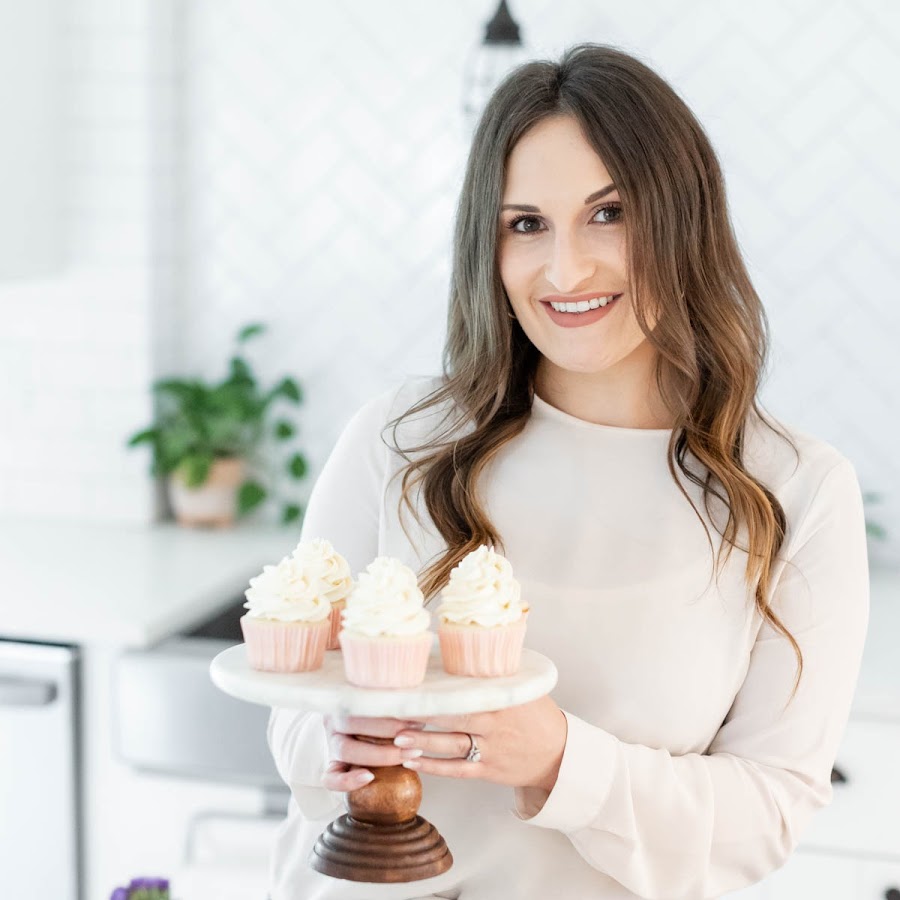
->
xmin=497 ymin=114 xmax=652 ymax=378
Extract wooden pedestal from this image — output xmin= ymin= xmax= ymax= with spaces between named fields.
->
xmin=309 ymin=736 xmax=453 ymax=883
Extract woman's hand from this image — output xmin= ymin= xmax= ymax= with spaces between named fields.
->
xmin=321 ymin=714 xmax=426 ymax=793
xmin=397 ymin=694 xmax=568 ymax=792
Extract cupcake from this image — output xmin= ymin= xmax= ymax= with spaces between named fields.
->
xmin=339 ymin=557 xmax=432 ymax=688
xmin=290 ymin=538 xmax=354 ymax=650
xmin=436 ymin=544 xmax=529 ymax=676
xmin=240 ymin=553 xmax=331 ymax=672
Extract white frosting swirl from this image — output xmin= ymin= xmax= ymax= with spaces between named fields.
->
xmin=290 ymin=537 xmax=353 ymax=606
xmin=437 ymin=545 xmax=527 ymax=627
xmin=242 ymin=554 xmax=331 ymax=623
xmin=341 ymin=556 xmax=431 ymax=638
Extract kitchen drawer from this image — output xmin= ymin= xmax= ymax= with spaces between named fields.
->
xmin=798 ymin=718 xmax=900 ymax=859
xmin=859 ymin=858 xmax=900 ymax=897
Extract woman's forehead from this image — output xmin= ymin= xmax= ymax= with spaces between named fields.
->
xmin=503 ymin=116 xmax=614 ymax=199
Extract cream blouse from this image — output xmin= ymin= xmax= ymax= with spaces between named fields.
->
xmin=265 ymin=375 xmax=869 ymax=900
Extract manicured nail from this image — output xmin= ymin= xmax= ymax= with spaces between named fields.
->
xmin=394 ymin=735 xmax=415 ymax=747
xmin=400 ymin=748 xmax=423 ymax=760
xmin=404 ymin=722 xmax=426 ymax=730
xmin=355 ymin=771 xmax=375 ymax=784
xmin=402 ymin=759 xmax=421 ymax=769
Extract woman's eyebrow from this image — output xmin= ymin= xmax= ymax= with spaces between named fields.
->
xmin=500 ymin=183 xmax=617 ymax=212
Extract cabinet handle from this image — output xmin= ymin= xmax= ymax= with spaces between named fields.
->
xmin=883 ymin=889 xmax=900 ymax=900
xmin=830 ymin=765 xmax=848 ymax=785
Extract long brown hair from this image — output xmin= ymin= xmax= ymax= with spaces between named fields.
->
xmin=386 ymin=44 xmax=803 ymax=698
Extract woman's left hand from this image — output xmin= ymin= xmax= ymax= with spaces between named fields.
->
xmin=396 ymin=694 xmax=568 ymax=793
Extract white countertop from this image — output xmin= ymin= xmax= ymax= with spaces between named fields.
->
xmin=0 ymin=517 xmax=296 ymax=648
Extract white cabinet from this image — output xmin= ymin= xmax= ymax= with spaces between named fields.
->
xmin=858 ymin=859 xmax=900 ymax=898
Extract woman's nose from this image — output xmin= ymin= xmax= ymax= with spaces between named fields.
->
xmin=544 ymin=233 xmax=596 ymax=294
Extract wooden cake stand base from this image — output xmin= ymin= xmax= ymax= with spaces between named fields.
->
xmin=210 ymin=641 xmax=557 ymax=884
xmin=310 ymin=736 xmax=452 ymax=881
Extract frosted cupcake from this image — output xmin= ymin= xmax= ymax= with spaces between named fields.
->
xmin=339 ymin=557 xmax=432 ymax=688
xmin=240 ymin=553 xmax=331 ymax=672
xmin=436 ymin=545 xmax=529 ymax=677
xmin=290 ymin=538 xmax=354 ymax=650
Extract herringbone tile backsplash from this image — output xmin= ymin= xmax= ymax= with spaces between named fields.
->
xmin=175 ymin=0 xmax=899 ymax=562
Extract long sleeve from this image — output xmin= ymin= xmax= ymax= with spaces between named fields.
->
xmin=266 ymin=385 xmax=397 ymax=820
xmin=512 ymin=457 xmax=870 ymax=900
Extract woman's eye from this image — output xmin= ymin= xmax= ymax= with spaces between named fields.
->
xmin=593 ymin=203 xmax=623 ymax=224
xmin=508 ymin=215 xmax=541 ymax=234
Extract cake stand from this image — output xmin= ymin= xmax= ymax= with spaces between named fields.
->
xmin=210 ymin=639 xmax=558 ymax=884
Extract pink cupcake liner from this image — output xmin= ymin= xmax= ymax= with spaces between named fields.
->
xmin=338 ymin=630 xmax=433 ymax=688
xmin=438 ymin=618 xmax=527 ymax=676
xmin=240 ymin=614 xmax=329 ymax=672
xmin=326 ymin=600 xmax=346 ymax=651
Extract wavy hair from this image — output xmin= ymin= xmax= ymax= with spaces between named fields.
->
xmin=385 ymin=44 xmax=803 ymax=699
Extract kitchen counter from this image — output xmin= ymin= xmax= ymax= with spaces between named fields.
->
xmin=0 ymin=516 xmax=296 ymax=647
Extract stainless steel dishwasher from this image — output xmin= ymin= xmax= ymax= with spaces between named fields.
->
xmin=0 ymin=639 xmax=81 ymax=899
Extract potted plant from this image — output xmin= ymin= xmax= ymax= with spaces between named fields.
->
xmin=126 ymin=323 xmax=308 ymax=527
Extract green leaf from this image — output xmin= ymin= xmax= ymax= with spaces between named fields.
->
xmin=269 ymin=377 xmax=302 ymax=405
xmin=229 ymin=356 xmax=254 ymax=385
xmin=282 ymin=503 xmax=303 ymax=525
xmin=238 ymin=480 xmax=267 ymax=516
xmin=126 ymin=427 xmax=158 ymax=448
xmin=866 ymin=521 xmax=887 ymax=540
xmin=237 ymin=323 xmax=266 ymax=343
xmin=288 ymin=452 xmax=308 ymax=479
xmin=181 ymin=452 xmax=213 ymax=487
xmin=274 ymin=420 xmax=295 ymax=440
xmin=152 ymin=378 xmax=200 ymax=400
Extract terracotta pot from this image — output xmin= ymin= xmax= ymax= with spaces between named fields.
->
xmin=168 ymin=457 xmax=246 ymax=528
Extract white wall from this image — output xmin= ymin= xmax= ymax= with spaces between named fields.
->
xmin=179 ymin=0 xmax=900 ymax=562
xmin=0 ymin=0 xmax=175 ymax=524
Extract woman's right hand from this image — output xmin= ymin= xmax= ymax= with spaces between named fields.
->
xmin=322 ymin=714 xmax=426 ymax=793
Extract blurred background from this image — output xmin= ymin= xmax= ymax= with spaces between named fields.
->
xmin=1 ymin=2 xmax=898 ymax=899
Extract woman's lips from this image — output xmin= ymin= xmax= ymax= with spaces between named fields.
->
xmin=541 ymin=295 xmax=621 ymax=328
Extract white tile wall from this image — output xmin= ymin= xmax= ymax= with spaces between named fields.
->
xmin=1 ymin=0 xmax=897 ymax=562
xmin=177 ymin=0 xmax=900 ymax=561
xmin=0 ymin=0 xmax=171 ymax=524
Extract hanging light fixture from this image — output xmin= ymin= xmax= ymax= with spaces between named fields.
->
xmin=461 ymin=0 xmax=529 ymax=135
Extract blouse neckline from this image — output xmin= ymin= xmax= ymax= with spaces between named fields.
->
xmin=530 ymin=390 xmax=675 ymax=437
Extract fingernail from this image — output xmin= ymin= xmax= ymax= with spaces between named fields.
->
xmin=404 ymin=722 xmax=427 ymax=730
xmin=356 ymin=771 xmax=375 ymax=784
xmin=394 ymin=735 xmax=415 ymax=747
xmin=400 ymin=748 xmax=423 ymax=760
xmin=402 ymin=759 xmax=421 ymax=769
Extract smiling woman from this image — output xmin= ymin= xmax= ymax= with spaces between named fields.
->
xmin=265 ymin=43 xmax=869 ymax=900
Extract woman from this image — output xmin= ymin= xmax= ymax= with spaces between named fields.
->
xmin=267 ymin=44 xmax=869 ymax=899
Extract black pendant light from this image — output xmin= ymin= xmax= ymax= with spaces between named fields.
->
xmin=462 ymin=1 xmax=529 ymax=133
